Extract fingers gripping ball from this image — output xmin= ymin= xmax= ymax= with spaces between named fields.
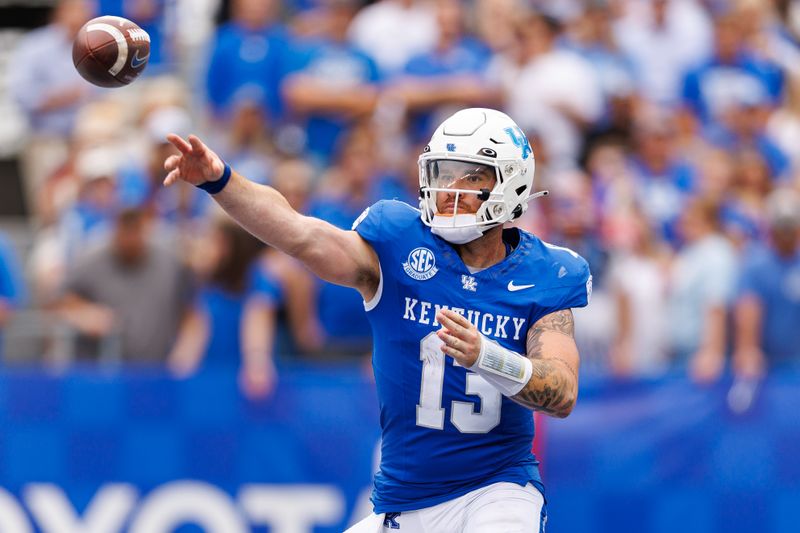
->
xmin=72 ymin=16 xmax=150 ymax=88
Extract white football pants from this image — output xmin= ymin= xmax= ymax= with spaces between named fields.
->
xmin=346 ymin=482 xmax=546 ymax=533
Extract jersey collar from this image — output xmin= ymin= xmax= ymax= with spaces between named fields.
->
xmin=430 ymin=226 xmax=532 ymax=280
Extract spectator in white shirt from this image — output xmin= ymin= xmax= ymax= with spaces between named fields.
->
xmin=7 ymin=0 xmax=100 ymax=220
xmin=347 ymin=0 xmax=438 ymax=77
xmin=506 ymin=13 xmax=603 ymax=169
xmin=668 ymin=197 xmax=738 ymax=383
xmin=613 ymin=0 xmax=713 ymax=106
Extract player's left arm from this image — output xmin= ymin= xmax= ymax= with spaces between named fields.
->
xmin=437 ymin=307 xmax=579 ymax=418
xmin=511 ymin=309 xmax=579 ymax=418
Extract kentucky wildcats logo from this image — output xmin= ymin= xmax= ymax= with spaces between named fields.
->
xmin=384 ymin=512 xmax=401 ymax=529
xmin=461 ymin=275 xmax=477 ymax=292
xmin=403 ymin=247 xmax=438 ymax=281
xmin=504 ymin=126 xmax=532 ymax=160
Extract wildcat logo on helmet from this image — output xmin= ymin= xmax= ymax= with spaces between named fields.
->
xmin=403 ymin=247 xmax=438 ymax=281
xmin=504 ymin=126 xmax=531 ymax=160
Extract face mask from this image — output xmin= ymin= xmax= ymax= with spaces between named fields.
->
xmin=430 ymin=214 xmax=485 ymax=244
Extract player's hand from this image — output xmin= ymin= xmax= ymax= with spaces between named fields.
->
xmin=163 ymin=134 xmax=225 ymax=188
xmin=436 ymin=309 xmax=481 ymax=367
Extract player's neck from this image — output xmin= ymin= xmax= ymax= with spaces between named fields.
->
xmin=455 ymin=226 xmax=506 ymax=270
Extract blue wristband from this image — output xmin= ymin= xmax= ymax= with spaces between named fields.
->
xmin=197 ymin=162 xmax=231 ymax=194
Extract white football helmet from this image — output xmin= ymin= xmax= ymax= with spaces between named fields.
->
xmin=418 ymin=108 xmax=542 ymax=244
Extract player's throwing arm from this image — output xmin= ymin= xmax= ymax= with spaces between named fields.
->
xmin=437 ymin=307 xmax=578 ymax=418
xmin=163 ymin=134 xmax=380 ymax=300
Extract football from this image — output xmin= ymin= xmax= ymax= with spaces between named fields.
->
xmin=72 ymin=16 xmax=150 ymax=88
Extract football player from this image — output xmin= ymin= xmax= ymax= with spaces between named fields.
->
xmin=163 ymin=108 xmax=591 ymax=533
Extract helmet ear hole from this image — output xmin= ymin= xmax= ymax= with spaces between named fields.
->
xmin=515 ymin=185 xmax=527 ymax=196
xmin=511 ymin=205 xmax=523 ymax=219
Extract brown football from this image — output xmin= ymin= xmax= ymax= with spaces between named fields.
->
xmin=72 ymin=16 xmax=150 ymax=88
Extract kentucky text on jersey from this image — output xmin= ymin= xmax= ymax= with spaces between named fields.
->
xmin=402 ymin=297 xmax=527 ymax=341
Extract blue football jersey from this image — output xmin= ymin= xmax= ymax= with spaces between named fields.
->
xmin=353 ymin=200 xmax=592 ymax=513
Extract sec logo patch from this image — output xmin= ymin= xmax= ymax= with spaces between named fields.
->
xmin=403 ymin=247 xmax=438 ymax=281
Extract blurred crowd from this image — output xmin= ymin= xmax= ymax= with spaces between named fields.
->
xmin=0 ymin=0 xmax=798 ymax=397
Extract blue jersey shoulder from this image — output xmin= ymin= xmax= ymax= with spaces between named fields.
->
xmin=352 ymin=199 xmax=419 ymax=245
xmin=523 ymin=233 xmax=593 ymax=312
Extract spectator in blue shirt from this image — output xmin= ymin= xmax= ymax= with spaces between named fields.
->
xmin=117 ymin=106 xmax=209 ymax=226
xmin=169 ymin=218 xmax=280 ymax=399
xmin=210 ymin=96 xmax=277 ymax=186
xmin=702 ymin=92 xmax=792 ymax=181
xmin=372 ymin=142 xmax=424 ymax=207
xmin=205 ymin=0 xmax=288 ymax=121
xmin=264 ymin=159 xmax=325 ymax=358
xmin=733 ymin=189 xmax=800 ymax=376
xmin=282 ymin=0 xmax=381 ymax=165
xmin=7 ymin=0 xmax=99 ymax=220
xmin=681 ymin=13 xmax=784 ymax=125
xmin=720 ymin=149 xmax=771 ymax=249
xmin=564 ymin=4 xmax=636 ymax=133
xmin=387 ymin=0 xmax=498 ymax=142
xmin=57 ymin=146 xmax=120 ymax=265
xmin=628 ymin=117 xmax=697 ymax=247
xmin=0 ymin=234 xmax=26 ymax=360
xmin=305 ymin=125 xmax=381 ymax=356
xmin=7 ymin=0 xmax=97 ymax=138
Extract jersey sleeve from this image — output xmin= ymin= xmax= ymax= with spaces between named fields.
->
xmin=532 ymin=253 xmax=592 ymax=323
xmin=352 ymin=201 xmax=386 ymax=247
xmin=353 ymin=200 xmax=420 ymax=259
xmin=551 ymin=258 xmax=592 ymax=311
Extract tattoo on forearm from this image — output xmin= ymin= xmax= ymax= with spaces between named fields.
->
xmin=514 ymin=358 xmax=575 ymax=415
xmin=512 ymin=310 xmax=578 ymax=416
xmin=527 ymin=309 xmax=575 ymax=358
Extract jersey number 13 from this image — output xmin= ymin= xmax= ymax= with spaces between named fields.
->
xmin=416 ymin=332 xmax=502 ymax=434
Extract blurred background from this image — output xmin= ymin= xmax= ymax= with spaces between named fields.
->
xmin=0 ymin=0 xmax=798 ymax=531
